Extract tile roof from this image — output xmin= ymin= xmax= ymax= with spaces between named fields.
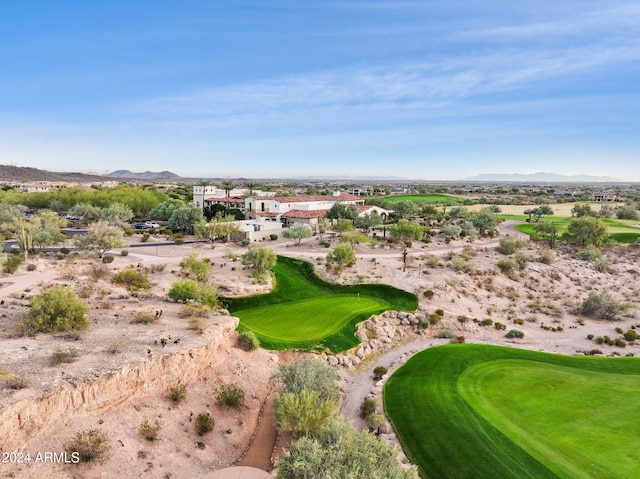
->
xmin=251 ymin=193 xmax=362 ymax=203
xmin=281 ymin=209 xmax=329 ymax=219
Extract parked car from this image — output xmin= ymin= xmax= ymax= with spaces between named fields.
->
xmin=134 ymin=221 xmax=160 ymax=229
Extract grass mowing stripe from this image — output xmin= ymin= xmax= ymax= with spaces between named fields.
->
xmin=225 ymin=256 xmax=417 ymax=352
xmin=384 ymin=344 xmax=640 ymax=479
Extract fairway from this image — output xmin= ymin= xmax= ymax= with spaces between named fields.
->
xmin=384 ymin=344 xmax=640 ymax=479
xmin=510 ymin=216 xmax=640 ymax=243
xmin=224 ymin=256 xmax=417 ymax=352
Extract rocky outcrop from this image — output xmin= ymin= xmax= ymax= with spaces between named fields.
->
xmin=0 ymin=316 xmax=239 ymax=451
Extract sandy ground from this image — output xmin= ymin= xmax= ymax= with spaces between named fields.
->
xmin=2 ymin=226 xmax=639 ymax=478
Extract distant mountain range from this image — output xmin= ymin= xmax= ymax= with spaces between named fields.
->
xmin=106 ymin=170 xmax=182 ymax=180
xmin=0 ymin=164 xmax=106 ymax=182
xmin=459 ymin=172 xmax=626 ymax=183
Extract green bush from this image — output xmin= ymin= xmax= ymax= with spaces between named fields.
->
xmin=216 ymin=383 xmax=245 ymax=409
xmin=120 ymin=249 xmax=129 ymax=256
xmin=167 ymin=384 xmax=187 ymax=403
xmin=623 ymin=330 xmax=639 ymax=341
xmin=139 ymin=419 xmax=161 ymax=441
xmin=505 ymin=329 xmax=525 ymax=339
xmin=140 ymin=233 xmax=150 ymax=243
xmin=615 ymin=338 xmax=627 ymax=348
xmin=237 ymin=330 xmax=260 ymax=351
xmin=112 ymin=268 xmax=150 ymax=292
xmin=24 ymin=286 xmax=90 ymax=333
xmin=270 ymin=233 xmax=278 ymax=240
xmin=373 ymin=366 xmax=388 ymax=381
xmin=494 ymin=322 xmax=507 ymax=330
xmin=497 ymin=237 xmax=525 ymax=255
xmin=168 ymin=279 xmax=218 ymax=307
xmin=102 ymin=255 xmax=114 ymax=264
xmin=538 ymin=248 xmax=554 ymax=264
xmin=180 ymin=253 xmax=210 ymax=281
xmin=579 ymin=245 xmax=601 ymax=261
xmin=496 ymin=258 xmax=517 ymax=274
xmin=581 ymin=290 xmax=634 ymax=321
xmin=64 ymin=429 xmax=110 ymax=463
xmin=423 ymin=289 xmax=435 ymax=299
xmin=174 ymin=238 xmax=185 ymax=245
xmin=360 ymin=398 xmax=377 ymax=419
xmin=195 ymin=411 xmax=215 ymax=436
xmin=481 ymin=318 xmax=493 ymax=326
xmin=3 ymin=255 xmax=23 ymax=274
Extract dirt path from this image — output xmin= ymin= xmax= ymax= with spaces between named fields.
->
xmin=235 ymin=390 xmax=278 ymax=470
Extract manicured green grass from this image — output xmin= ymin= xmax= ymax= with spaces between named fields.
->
xmin=381 ymin=193 xmax=463 ymax=204
xmin=507 ymin=216 xmax=640 ymax=244
xmin=223 ymin=256 xmax=417 ymax=352
xmin=384 ymin=344 xmax=640 ymax=479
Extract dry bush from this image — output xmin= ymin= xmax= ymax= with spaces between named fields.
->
xmin=77 ymin=285 xmax=93 ymax=299
xmin=179 ymin=304 xmax=212 ymax=318
xmin=50 ymin=347 xmax=79 ymax=365
xmin=64 ymin=429 xmax=110 ymax=463
xmin=187 ymin=317 xmax=206 ymax=334
xmin=86 ymin=264 xmax=110 ymax=281
xmin=130 ymin=311 xmax=159 ymax=324
xmin=106 ymin=340 xmax=122 ymax=354
xmin=167 ymin=384 xmax=187 ymax=403
xmin=139 ymin=419 xmax=161 ymax=441
xmin=2 ymin=375 xmax=29 ymax=390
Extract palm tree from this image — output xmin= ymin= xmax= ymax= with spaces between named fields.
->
xmin=221 ymin=180 xmax=234 ymax=209
xmin=245 ymin=181 xmax=260 ymax=197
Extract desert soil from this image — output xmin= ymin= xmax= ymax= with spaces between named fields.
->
xmin=1 ymin=225 xmax=639 ymax=478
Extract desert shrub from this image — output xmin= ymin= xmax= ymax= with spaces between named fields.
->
xmin=237 ymin=330 xmax=260 ymax=351
xmin=360 ymin=398 xmax=377 ymax=419
xmin=615 ymin=327 xmax=623 ymax=334
xmin=168 ymin=279 xmax=218 ymax=307
xmin=587 ymin=334 xmax=594 ymax=340
xmin=3 ymin=255 xmax=23 ymax=274
xmin=481 ymin=318 xmax=493 ymax=326
xmin=538 ymin=248 xmax=554 ymax=264
xmin=437 ymin=328 xmax=454 ymax=339
xmin=167 ymin=384 xmax=187 ymax=403
xmin=87 ymin=263 xmax=109 ymax=280
xmin=180 ymin=253 xmax=210 ymax=281
xmin=64 ymin=429 xmax=110 ymax=463
xmin=579 ymin=245 xmax=601 ymax=261
xmin=584 ymin=349 xmax=603 ymax=356
xmin=594 ymin=257 xmax=612 ymax=272
xmin=106 ymin=340 xmax=122 ymax=354
xmin=494 ymin=322 xmax=507 ymax=330
xmin=364 ymin=412 xmax=385 ymax=430
xmin=505 ymin=329 xmax=525 ymax=339
xmin=2 ymin=375 xmax=29 ymax=389
xmin=514 ymin=251 xmax=530 ymax=269
xmin=112 ymin=268 xmax=150 ymax=292
xmin=451 ymin=335 xmax=466 ymax=344
xmin=423 ymin=289 xmax=435 ymax=299
xmin=496 ymin=258 xmax=517 ymax=274
xmin=50 ymin=347 xmax=79 ymax=365
xmin=270 ymin=233 xmax=278 ymax=240
xmin=604 ymin=336 xmax=615 ymax=345
xmin=24 ymin=286 xmax=90 ymax=333
xmin=187 ymin=317 xmax=206 ymax=334
xmin=615 ymin=338 xmax=627 ymax=348
xmin=139 ymin=419 xmax=161 ymax=441
xmin=497 ymin=237 xmax=525 ymax=255
xmin=130 ymin=312 xmax=158 ymax=324
xmin=174 ymin=238 xmax=185 ymax=245
xmin=101 ymin=255 xmax=114 ymax=264
xmin=624 ymin=330 xmax=639 ymax=341
xmin=451 ymin=256 xmax=474 ymax=273
xmin=60 ymin=247 xmax=70 ymax=254
xmin=435 ymin=308 xmax=444 ymax=317
xmin=373 ymin=366 xmax=388 ymax=381
xmin=513 ymin=318 xmax=525 ymax=325
xmin=120 ymin=249 xmax=129 ymax=256
xmin=27 ymin=263 xmax=37 ymax=271
xmin=123 ymin=228 xmax=134 ymax=236
xmin=595 ymin=336 xmax=605 ymax=344
xmin=140 ymin=233 xmax=150 ymax=242
xmin=195 ymin=411 xmax=215 ymax=436
xmin=216 ymin=383 xmax=245 ymax=409
xmin=179 ymin=304 xmax=212 ymax=318
xmin=581 ymin=290 xmax=634 ymax=321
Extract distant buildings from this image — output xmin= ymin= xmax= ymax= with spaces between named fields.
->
xmin=591 ymin=192 xmax=620 ymax=202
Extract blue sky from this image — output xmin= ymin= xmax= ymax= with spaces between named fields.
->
xmin=1 ymin=1 xmax=639 ymax=180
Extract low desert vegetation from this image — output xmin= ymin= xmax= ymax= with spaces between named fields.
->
xmin=179 ymin=253 xmax=210 ymax=281
xmin=216 ymin=383 xmax=245 ymax=409
xmin=237 ymin=330 xmax=260 ymax=351
xmin=23 ymin=285 xmax=90 ymax=334
xmin=111 ymin=268 xmax=150 ymax=292
xmin=581 ymin=290 xmax=634 ymax=320
xmin=50 ymin=347 xmax=79 ymax=365
xmin=138 ymin=419 xmax=162 ymax=442
xmin=168 ymin=279 xmax=219 ymax=307
xmin=167 ymin=384 xmax=187 ymax=403
xmin=195 ymin=411 xmax=215 ymax=436
xmin=64 ymin=429 xmax=110 ymax=463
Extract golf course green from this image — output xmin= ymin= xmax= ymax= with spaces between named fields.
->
xmin=384 ymin=344 xmax=640 ymax=479
xmin=224 ymin=256 xmax=417 ymax=352
xmin=507 ymin=215 xmax=640 ymax=243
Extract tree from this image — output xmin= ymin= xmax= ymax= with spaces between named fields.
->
xmin=354 ymin=211 xmax=382 ymax=231
xmin=389 ymin=219 xmax=423 ymax=272
xmin=220 ymin=180 xmax=235 ymax=209
xmin=167 ymin=205 xmax=203 ymax=234
xmin=0 ymin=201 xmax=22 ymax=227
xmin=25 ymin=286 xmax=90 ymax=333
xmin=277 ymin=420 xmax=418 ymax=479
xmin=334 ymin=218 xmax=355 ymax=235
xmin=149 ymin=199 xmax=186 ymax=221
xmin=531 ymin=205 xmax=554 ymax=223
xmin=275 ymin=389 xmax=337 ymax=438
xmin=99 ymin=202 xmax=134 ymax=227
xmin=180 ymin=253 xmax=211 ymax=281
xmin=242 ymin=247 xmax=277 ymax=274
xmin=389 ymin=200 xmax=416 ymax=219
xmin=68 ymin=203 xmax=101 ymax=223
xmin=74 ymin=221 xmax=123 ymax=257
xmin=533 ymin=222 xmax=557 ymax=248
xmin=467 ymin=211 xmax=497 ymax=236
xmin=461 ymin=220 xmax=478 ymax=242
xmin=566 ymin=216 xmax=608 ymax=246
xmin=283 ymin=223 xmax=312 ymax=245
xmin=441 ymin=224 xmax=461 ymax=241
xmin=616 ymin=205 xmax=639 ymax=220
xmin=571 ymin=203 xmax=595 ymax=218
xmin=271 ymin=358 xmax=340 ymax=403
xmin=326 ymin=244 xmax=356 ymax=270
xmin=419 ymin=204 xmax=439 ymax=220
xmin=339 ymin=230 xmax=368 ymax=247
xmin=325 ymin=203 xmax=358 ymax=221
xmin=31 ymin=210 xmax=66 ymax=251
xmin=194 ymin=214 xmax=242 ymax=243
xmin=316 ymin=217 xmax=328 ymax=237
